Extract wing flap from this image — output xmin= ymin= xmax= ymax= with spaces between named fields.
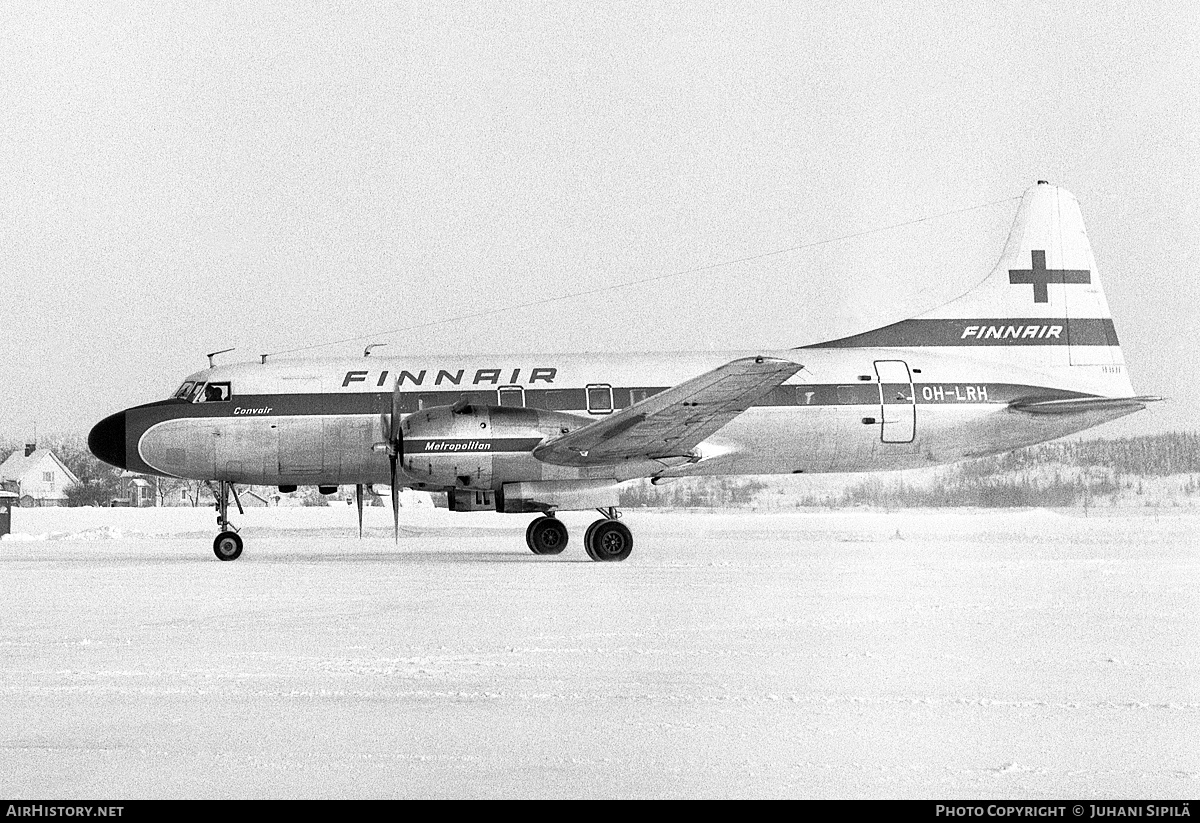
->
xmin=532 ymin=355 xmax=804 ymax=467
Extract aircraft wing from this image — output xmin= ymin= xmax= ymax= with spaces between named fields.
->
xmin=531 ymin=355 xmax=804 ymax=467
xmin=1008 ymin=395 xmax=1162 ymax=415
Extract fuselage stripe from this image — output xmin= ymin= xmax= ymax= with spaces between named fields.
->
xmin=127 ymin=382 xmax=1092 ymax=421
xmin=804 ymin=317 xmax=1120 ymax=348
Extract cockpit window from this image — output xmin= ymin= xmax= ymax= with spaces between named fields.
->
xmin=172 ymin=381 xmax=236 ymax=402
xmin=198 ymin=382 xmax=232 ymax=402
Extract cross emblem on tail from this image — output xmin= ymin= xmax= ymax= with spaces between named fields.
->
xmin=1008 ymin=250 xmax=1091 ymax=303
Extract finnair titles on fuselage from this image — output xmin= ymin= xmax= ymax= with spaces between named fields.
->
xmin=89 ymin=182 xmax=1156 ymax=562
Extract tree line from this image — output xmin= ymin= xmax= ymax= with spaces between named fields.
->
xmin=5 ymin=430 xmax=1198 ymax=509
xmin=619 ymin=431 xmax=1200 ymax=509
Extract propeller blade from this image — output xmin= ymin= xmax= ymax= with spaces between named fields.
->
xmin=390 ymin=454 xmax=400 ymax=544
xmin=390 ymin=378 xmax=403 ymax=444
xmin=356 ymin=483 xmax=364 ymax=539
xmin=388 ymin=374 xmax=403 ymax=545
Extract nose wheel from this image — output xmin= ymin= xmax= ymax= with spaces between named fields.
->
xmin=213 ymin=531 xmax=243 ymax=561
xmin=211 ymin=480 xmax=245 ymax=561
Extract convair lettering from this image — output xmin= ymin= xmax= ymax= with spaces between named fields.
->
xmin=233 ymin=406 xmax=274 ymax=415
xmin=960 ymin=324 xmax=1064 ymax=340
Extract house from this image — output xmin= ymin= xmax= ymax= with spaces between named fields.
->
xmin=113 ymin=474 xmax=156 ymax=507
xmin=0 ymin=446 xmax=79 ymax=507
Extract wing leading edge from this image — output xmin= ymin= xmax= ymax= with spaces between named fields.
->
xmin=531 ymin=355 xmax=804 ymax=467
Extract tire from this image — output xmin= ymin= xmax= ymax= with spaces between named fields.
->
xmin=586 ymin=520 xmax=632 ymax=562
xmin=213 ymin=531 xmax=243 ymax=561
xmin=526 ymin=516 xmax=568 ymax=555
xmin=583 ymin=519 xmax=602 ymax=561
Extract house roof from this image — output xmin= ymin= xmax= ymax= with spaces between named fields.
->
xmin=0 ymin=449 xmax=80 ymax=486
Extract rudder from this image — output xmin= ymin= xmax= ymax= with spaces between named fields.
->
xmin=807 ymin=181 xmax=1134 ymax=396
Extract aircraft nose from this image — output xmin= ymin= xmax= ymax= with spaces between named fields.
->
xmin=88 ymin=411 xmax=128 ymax=469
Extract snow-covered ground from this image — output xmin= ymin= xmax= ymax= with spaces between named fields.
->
xmin=1 ymin=507 xmax=1196 ymax=798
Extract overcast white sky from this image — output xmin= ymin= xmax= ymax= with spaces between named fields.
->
xmin=1 ymin=1 xmax=1196 ymax=439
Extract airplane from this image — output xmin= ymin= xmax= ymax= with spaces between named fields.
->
xmin=88 ymin=181 xmax=1157 ymax=561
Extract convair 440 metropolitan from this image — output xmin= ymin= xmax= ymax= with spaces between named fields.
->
xmin=89 ymin=182 xmax=1157 ymax=561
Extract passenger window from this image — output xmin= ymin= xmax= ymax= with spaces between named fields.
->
xmin=497 ymin=386 xmax=525 ymax=407
xmin=836 ymin=385 xmax=865 ymax=405
xmin=542 ymin=389 xmax=575 ymax=411
xmin=587 ymin=384 xmax=613 ymax=415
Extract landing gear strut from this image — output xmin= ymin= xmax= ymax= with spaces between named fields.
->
xmin=212 ymin=480 xmax=244 ymax=561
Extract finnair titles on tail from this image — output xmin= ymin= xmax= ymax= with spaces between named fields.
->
xmin=89 ymin=182 xmax=1157 ymax=561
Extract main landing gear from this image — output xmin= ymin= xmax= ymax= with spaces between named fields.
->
xmin=525 ymin=515 xmax=568 ymax=555
xmin=212 ymin=480 xmax=244 ymax=561
xmin=525 ymin=508 xmax=633 ymax=562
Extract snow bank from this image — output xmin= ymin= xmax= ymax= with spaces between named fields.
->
xmin=1 ymin=500 xmax=467 ymax=540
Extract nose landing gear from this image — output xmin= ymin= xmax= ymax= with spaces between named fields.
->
xmin=212 ymin=480 xmax=244 ymax=561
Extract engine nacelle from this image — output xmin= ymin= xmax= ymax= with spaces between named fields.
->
xmin=496 ymin=481 xmax=620 ymax=514
xmin=400 ymin=404 xmax=585 ymax=490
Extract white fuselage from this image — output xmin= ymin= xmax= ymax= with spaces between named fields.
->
xmin=112 ymin=347 xmax=1131 ymax=490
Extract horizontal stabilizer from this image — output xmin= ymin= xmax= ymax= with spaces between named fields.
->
xmin=1008 ymin=395 xmax=1162 ymax=415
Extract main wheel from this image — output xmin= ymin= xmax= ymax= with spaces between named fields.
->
xmin=213 ymin=531 xmax=243 ymax=561
xmin=586 ymin=519 xmax=633 ymax=562
xmin=583 ymin=519 xmax=601 ymax=561
xmin=526 ymin=516 xmax=568 ymax=555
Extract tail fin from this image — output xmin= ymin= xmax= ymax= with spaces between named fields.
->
xmin=808 ymin=181 xmax=1135 ymax=396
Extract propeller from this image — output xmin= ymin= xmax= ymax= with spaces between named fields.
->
xmin=355 ymin=483 xmax=364 ymax=539
xmin=388 ymin=378 xmax=403 ymax=544
xmin=372 ymin=378 xmax=407 ymax=544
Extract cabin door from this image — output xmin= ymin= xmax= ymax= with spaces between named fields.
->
xmin=278 ymin=418 xmax=325 ymax=477
xmin=874 ymin=360 xmax=915 ymax=443
xmin=276 ymin=376 xmax=325 ymax=477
